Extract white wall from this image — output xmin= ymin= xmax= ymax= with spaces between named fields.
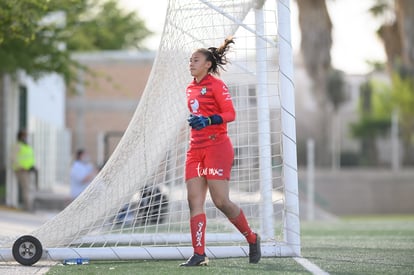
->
xmin=24 ymin=73 xmax=66 ymax=129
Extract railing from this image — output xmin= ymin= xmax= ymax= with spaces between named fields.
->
xmin=30 ymin=118 xmax=71 ymax=191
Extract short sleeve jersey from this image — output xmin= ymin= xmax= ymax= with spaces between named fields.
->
xmin=186 ymin=74 xmax=235 ymax=148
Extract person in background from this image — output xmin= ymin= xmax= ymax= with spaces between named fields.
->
xmin=12 ymin=129 xmax=37 ymax=212
xmin=70 ymin=149 xmax=97 ymax=200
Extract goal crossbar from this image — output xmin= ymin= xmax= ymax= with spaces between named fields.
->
xmin=199 ymin=0 xmax=277 ymax=47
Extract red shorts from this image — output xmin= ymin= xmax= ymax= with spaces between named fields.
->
xmin=185 ymin=138 xmax=234 ymax=181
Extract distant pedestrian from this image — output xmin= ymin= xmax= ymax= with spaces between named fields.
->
xmin=70 ymin=149 xmax=96 ymax=200
xmin=12 ymin=129 xmax=37 ymax=212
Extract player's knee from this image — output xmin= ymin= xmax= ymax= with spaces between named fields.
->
xmin=188 ymin=199 xmax=204 ymax=213
xmin=212 ymin=197 xmax=231 ymax=212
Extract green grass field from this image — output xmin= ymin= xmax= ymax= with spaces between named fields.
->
xmin=46 ymin=215 xmax=414 ymax=274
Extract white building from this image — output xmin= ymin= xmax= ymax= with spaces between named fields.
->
xmin=4 ymin=72 xmax=71 ymax=208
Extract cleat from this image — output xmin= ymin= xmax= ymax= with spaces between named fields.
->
xmin=249 ymin=233 xmax=261 ymax=264
xmin=179 ymin=253 xmax=209 ymax=267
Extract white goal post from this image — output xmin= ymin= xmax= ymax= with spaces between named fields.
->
xmin=0 ymin=0 xmax=300 ymax=263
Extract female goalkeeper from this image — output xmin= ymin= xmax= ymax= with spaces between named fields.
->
xmin=180 ymin=37 xmax=261 ymax=267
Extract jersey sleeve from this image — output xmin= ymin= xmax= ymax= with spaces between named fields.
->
xmin=213 ymin=80 xmax=235 ymax=123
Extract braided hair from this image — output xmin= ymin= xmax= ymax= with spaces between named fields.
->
xmin=196 ymin=36 xmax=235 ymax=75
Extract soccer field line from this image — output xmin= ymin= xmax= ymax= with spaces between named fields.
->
xmin=294 ymin=257 xmax=329 ymax=275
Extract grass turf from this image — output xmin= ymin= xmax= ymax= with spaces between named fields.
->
xmin=46 ymin=215 xmax=414 ymax=274
xmin=301 ymin=215 xmax=414 ymax=275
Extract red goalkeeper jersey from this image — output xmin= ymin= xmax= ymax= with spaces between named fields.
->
xmin=186 ymin=74 xmax=235 ymax=148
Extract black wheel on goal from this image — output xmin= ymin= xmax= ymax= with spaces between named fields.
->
xmin=12 ymin=235 xmax=43 ymax=266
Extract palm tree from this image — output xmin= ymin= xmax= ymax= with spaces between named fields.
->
xmin=296 ymin=0 xmax=333 ymax=165
xmin=370 ymin=0 xmax=414 ymax=165
xmin=371 ymin=0 xmax=414 ymax=74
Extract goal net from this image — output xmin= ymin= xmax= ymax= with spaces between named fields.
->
xmin=1 ymin=0 xmax=299 ymax=261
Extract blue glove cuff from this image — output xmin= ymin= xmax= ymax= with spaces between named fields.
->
xmin=208 ymin=115 xmax=223 ymax=125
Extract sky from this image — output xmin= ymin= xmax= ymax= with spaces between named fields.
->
xmin=119 ymin=0 xmax=386 ymax=75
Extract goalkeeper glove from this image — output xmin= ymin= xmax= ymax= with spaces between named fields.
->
xmin=188 ymin=114 xmax=223 ymax=130
xmin=189 ymin=115 xmax=209 ymax=130
xmin=187 ymin=114 xmax=198 ymax=125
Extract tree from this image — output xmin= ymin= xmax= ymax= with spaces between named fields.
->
xmin=326 ymin=69 xmax=347 ymax=169
xmin=296 ymin=0 xmax=333 ymax=165
xmin=0 ymin=0 xmax=152 ymax=84
xmin=65 ymin=0 xmax=152 ymax=51
xmin=370 ymin=0 xmax=414 ymax=74
xmin=369 ymin=0 xmax=414 ymax=165
xmin=389 ymin=74 xmax=414 ymax=164
xmin=351 ymin=80 xmax=392 ymax=165
xmin=0 ymin=0 xmax=152 ymax=202
xmin=0 ymin=0 xmax=82 ymax=81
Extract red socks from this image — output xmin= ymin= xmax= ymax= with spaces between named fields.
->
xmin=228 ymin=209 xmax=257 ymax=244
xmin=190 ymin=210 xmax=256 ymax=255
xmin=190 ymin=213 xmax=206 ymax=255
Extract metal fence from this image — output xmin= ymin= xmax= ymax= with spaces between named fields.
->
xmin=30 ymin=118 xmax=71 ymax=191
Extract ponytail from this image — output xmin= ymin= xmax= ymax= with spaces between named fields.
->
xmin=196 ymin=36 xmax=235 ymax=75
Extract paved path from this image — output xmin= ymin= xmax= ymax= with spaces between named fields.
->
xmin=0 ymin=207 xmax=58 ymax=275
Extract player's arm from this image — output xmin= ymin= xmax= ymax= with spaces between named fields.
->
xmin=213 ymin=82 xmax=235 ymax=123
